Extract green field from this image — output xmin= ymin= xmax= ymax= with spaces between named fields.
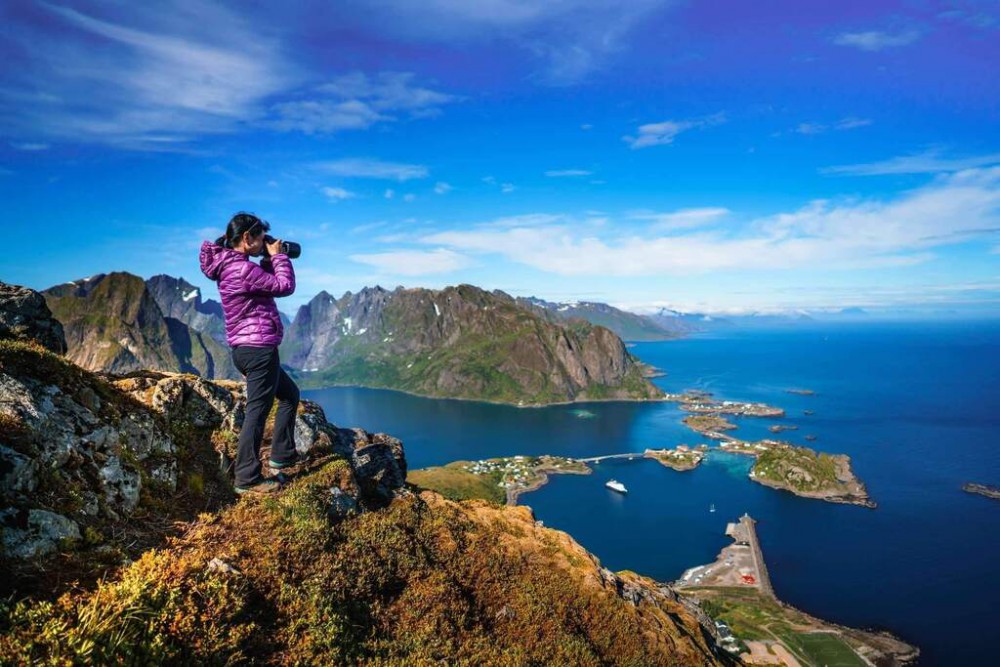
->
xmin=690 ymin=588 xmax=865 ymax=667
xmin=780 ymin=632 xmax=866 ymax=667
xmin=407 ymin=461 xmax=506 ymax=504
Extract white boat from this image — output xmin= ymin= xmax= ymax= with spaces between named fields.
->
xmin=606 ymin=479 xmax=627 ymax=494
xmin=710 ymin=503 xmax=716 ymax=513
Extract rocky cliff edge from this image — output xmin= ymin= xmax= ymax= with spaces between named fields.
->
xmin=0 ymin=336 xmax=724 ymax=665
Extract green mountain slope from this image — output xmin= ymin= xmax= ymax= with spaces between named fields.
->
xmin=283 ymin=284 xmax=663 ymax=405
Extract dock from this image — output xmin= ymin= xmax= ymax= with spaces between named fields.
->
xmin=676 ymin=513 xmax=773 ymax=598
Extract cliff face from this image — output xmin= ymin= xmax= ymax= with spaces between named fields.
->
xmin=41 ymin=273 xmax=238 ymax=380
xmin=0 ymin=329 xmax=723 ymax=665
xmin=283 ymin=284 xmax=662 ymax=404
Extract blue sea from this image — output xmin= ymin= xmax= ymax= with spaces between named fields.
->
xmin=305 ymin=320 xmax=1000 ymax=665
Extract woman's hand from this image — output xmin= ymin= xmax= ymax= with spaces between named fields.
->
xmin=266 ymin=238 xmax=283 ymax=256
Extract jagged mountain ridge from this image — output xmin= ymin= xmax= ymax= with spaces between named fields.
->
xmin=42 ymin=273 xmax=238 ymax=379
xmin=282 ymin=284 xmax=662 ymax=404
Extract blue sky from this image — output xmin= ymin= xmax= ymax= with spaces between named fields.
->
xmin=2 ymin=0 xmax=998 ymax=316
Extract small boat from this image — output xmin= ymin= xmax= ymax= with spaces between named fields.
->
xmin=710 ymin=503 xmax=716 ymax=513
xmin=605 ymin=479 xmax=628 ymax=494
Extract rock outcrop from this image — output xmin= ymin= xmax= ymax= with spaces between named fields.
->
xmin=0 ymin=281 xmax=67 ymax=354
xmin=0 ymin=340 xmax=407 ymax=585
xmin=282 ymin=284 xmax=662 ymax=405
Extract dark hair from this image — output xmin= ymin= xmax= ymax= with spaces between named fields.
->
xmin=215 ymin=212 xmax=271 ymax=248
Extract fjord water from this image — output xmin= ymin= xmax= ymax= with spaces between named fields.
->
xmin=306 ymin=320 xmax=1000 ymax=665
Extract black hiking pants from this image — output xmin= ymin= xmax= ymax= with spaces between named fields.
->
xmin=231 ymin=345 xmax=300 ymax=487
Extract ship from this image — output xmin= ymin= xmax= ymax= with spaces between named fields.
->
xmin=605 ymin=479 xmax=627 ymax=494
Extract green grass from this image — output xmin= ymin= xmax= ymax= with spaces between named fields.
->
xmin=780 ymin=632 xmax=867 ymax=667
xmin=407 ymin=462 xmax=506 ymax=504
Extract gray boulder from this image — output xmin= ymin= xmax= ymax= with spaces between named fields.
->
xmin=0 ymin=282 xmax=67 ymax=354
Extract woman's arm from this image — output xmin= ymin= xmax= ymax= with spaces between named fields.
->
xmin=239 ymin=254 xmax=296 ymax=297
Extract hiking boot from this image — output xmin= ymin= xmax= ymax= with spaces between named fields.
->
xmin=268 ymin=453 xmax=302 ymax=471
xmin=235 ymin=478 xmax=281 ymax=495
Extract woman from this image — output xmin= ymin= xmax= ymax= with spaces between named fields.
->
xmin=200 ymin=212 xmax=300 ymax=494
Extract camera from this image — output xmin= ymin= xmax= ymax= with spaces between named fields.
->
xmin=263 ymin=235 xmax=301 ymax=259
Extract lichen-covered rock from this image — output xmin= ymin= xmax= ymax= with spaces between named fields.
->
xmin=337 ymin=428 xmax=407 ymax=506
xmin=0 ymin=282 xmax=67 ymax=354
xmin=0 ymin=345 xmax=179 ymax=560
xmin=0 ymin=508 xmax=80 ymax=558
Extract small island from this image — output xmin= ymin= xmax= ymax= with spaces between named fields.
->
xmin=963 ymin=483 xmax=1000 ymax=501
xmin=682 ymin=414 xmax=737 ymax=437
xmin=785 ymin=388 xmax=816 ymax=396
xmin=750 ymin=444 xmax=875 ymax=508
xmin=768 ymin=424 xmax=798 ymax=433
xmin=645 ymin=445 xmax=706 ymax=471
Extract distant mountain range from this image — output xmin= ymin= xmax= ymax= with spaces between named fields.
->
xmin=40 ymin=275 xmax=661 ymax=405
xmin=517 ymin=297 xmax=688 ymax=341
xmin=281 ymin=284 xmax=661 ymax=405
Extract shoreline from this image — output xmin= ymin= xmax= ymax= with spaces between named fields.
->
xmin=300 ymin=380 xmax=666 ymax=409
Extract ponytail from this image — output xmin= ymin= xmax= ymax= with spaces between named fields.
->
xmin=218 ymin=212 xmax=270 ymax=249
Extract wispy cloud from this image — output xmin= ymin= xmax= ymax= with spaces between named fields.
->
xmin=823 ymin=149 xmax=1000 ymax=176
xmin=313 ymin=158 xmax=429 ymax=181
xmin=3 ymin=3 xmax=291 ymax=148
xmin=349 ymin=248 xmax=470 ymax=275
xmin=631 ymin=207 xmax=730 ymax=231
xmin=421 ymin=167 xmax=1000 ymax=275
xmin=545 ymin=169 xmax=593 ymax=177
xmin=270 ymin=72 xmax=458 ymax=134
xmin=793 ymin=117 xmax=872 ymax=135
xmin=384 ymin=189 xmax=395 ymax=199
xmin=10 ymin=142 xmax=50 ymax=151
xmin=434 ymin=181 xmax=453 ymax=194
xmin=833 ymin=29 xmax=922 ymax=51
xmin=501 ymin=183 xmax=516 ymax=193
xmin=348 ymin=0 xmax=674 ymax=85
xmin=322 ymin=186 xmax=356 ymax=201
xmin=623 ymin=112 xmax=726 ymax=149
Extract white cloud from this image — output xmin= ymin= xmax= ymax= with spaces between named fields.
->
xmin=501 ymin=183 xmax=516 ymax=193
xmin=272 ymin=71 xmax=458 ymax=134
xmin=545 ymin=169 xmax=592 ymax=177
xmin=482 ymin=176 xmax=497 ymax=184
xmin=835 ymin=117 xmax=872 ymax=130
xmin=823 ymin=149 xmax=1000 ymax=176
xmin=623 ymin=112 xmax=726 ymax=149
xmin=404 ymin=193 xmax=417 ymax=202
xmin=10 ymin=142 xmax=50 ymax=151
xmin=313 ymin=158 xmax=429 ymax=181
xmin=384 ymin=188 xmax=395 ymax=199
xmin=434 ymin=181 xmax=453 ymax=194
xmin=581 ymin=123 xmax=593 ymax=130
xmin=631 ymin=207 xmax=730 ymax=231
xmin=833 ymin=29 xmax=921 ymax=51
xmin=350 ymin=248 xmax=470 ymax=275
xmin=348 ymin=0 xmax=674 ymax=85
xmin=322 ymin=186 xmax=356 ymax=201
xmin=793 ymin=117 xmax=872 ymax=135
xmin=420 ymin=167 xmax=1000 ymax=276
xmin=271 ymin=99 xmax=388 ymax=133
xmin=3 ymin=3 xmax=291 ymax=147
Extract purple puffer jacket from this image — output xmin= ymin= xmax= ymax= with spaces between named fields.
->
xmin=199 ymin=241 xmax=295 ymax=347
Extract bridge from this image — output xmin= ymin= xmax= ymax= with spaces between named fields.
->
xmin=577 ymin=452 xmax=645 ymax=463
